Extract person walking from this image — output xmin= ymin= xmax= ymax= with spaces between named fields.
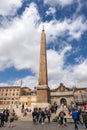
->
xmin=82 ymin=111 xmax=87 ymax=128
xmin=60 ymin=111 xmax=64 ymax=125
xmin=0 ymin=111 xmax=6 ymax=127
xmin=57 ymin=114 xmax=61 ymax=126
xmin=38 ymin=108 xmax=42 ymax=124
xmin=5 ymin=109 xmax=10 ymax=123
xmin=72 ymin=109 xmax=79 ymax=130
xmin=64 ymin=113 xmax=67 ymax=126
xmin=78 ymin=108 xmax=83 ymax=126
xmin=41 ymin=110 xmax=46 ymax=124
xmin=8 ymin=109 xmax=15 ymax=127
xmin=47 ymin=108 xmax=51 ymax=123
xmin=32 ymin=108 xmax=38 ymax=125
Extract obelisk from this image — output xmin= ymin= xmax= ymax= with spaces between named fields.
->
xmin=36 ymin=27 xmax=50 ymax=107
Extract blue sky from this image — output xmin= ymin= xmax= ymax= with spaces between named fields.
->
xmin=0 ymin=0 xmax=87 ymax=89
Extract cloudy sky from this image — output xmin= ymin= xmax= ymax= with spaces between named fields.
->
xmin=0 ymin=0 xmax=87 ymax=89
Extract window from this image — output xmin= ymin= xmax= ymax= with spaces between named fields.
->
xmin=79 ymin=91 xmax=82 ymax=93
xmin=16 ymin=93 xmax=18 ymax=96
xmin=6 ymin=89 xmax=8 ymax=91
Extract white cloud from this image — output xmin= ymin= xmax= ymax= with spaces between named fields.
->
xmin=0 ymin=3 xmax=40 ymax=73
xmin=43 ymin=16 xmax=87 ymax=42
xmin=48 ymin=58 xmax=87 ymax=89
xmin=47 ymin=45 xmax=72 ymax=75
xmin=75 ymin=55 xmax=85 ymax=64
xmin=0 ymin=3 xmax=86 ymax=73
xmin=46 ymin=7 xmax=56 ymax=16
xmin=75 ymin=0 xmax=83 ymax=14
xmin=0 ymin=76 xmax=38 ymax=89
xmin=3 ymin=54 xmax=87 ymax=89
xmin=73 ymin=60 xmax=87 ymax=78
xmin=0 ymin=0 xmax=23 ymax=16
xmin=14 ymin=76 xmax=38 ymax=88
xmin=44 ymin=0 xmax=74 ymax=7
xmin=0 ymin=2 xmax=87 ymax=89
xmin=68 ymin=16 xmax=87 ymax=40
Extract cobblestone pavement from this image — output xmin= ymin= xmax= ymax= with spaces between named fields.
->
xmin=1 ymin=121 xmax=86 ymax=130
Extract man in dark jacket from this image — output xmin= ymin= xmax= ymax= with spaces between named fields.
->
xmin=0 ymin=112 xmax=6 ymax=127
xmin=72 ymin=109 xmax=79 ymax=130
xmin=32 ymin=109 xmax=38 ymax=125
xmin=0 ymin=113 xmax=2 ymax=127
xmin=82 ymin=111 xmax=87 ymax=128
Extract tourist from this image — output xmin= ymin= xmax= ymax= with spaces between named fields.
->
xmin=0 ymin=111 xmax=6 ymax=127
xmin=60 ymin=111 xmax=64 ymax=125
xmin=47 ymin=108 xmax=51 ymax=123
xmin=22 ymin=104 xmax=24 ymax=110
xmin=0 ymin=112 xmax=1 ymax=127
xmin=38 ymin=108 xmax=42 ymax=124
xmin=41 ymin=110 xmax=46 ymax=124
xmin=72 ymin=109 xmax=79 ymax=130
xmin=63 ymin=113 xmax=67 ymax=126
xmin=23 ymin=109 xmax=27 ymax=117
xmin=77 ymin=108 xmax=83 ymax=126
xmin=32 ymin=108 xmax=38 ymax=125
xmin=82 ymin=111 xmax=87 ymax=128
xmin=50 ymin=106 xmax=53 ymax=114
xmin=57 ymin=114 xmax=61 ymax=126
xmin=5 ymin=109 xmax=10 ymax=122
xmin=8 ymin=109 xmax=15 ymax=127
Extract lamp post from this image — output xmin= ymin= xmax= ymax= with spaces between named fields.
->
xmin=72 ymin=86 xmax=76 ymax=107
xmin=81 ymin=94 xmax=83 ymax=106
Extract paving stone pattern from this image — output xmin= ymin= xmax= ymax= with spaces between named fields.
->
xmin=1 ymin=121 xmax=86 ymax=130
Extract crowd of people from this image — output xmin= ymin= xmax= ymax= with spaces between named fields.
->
xmin=32 ymin=107 xmax=51 ymax=125
xmin=31 ymin=105 xmax=67 ymax=126
xmin=31 ymin=105 xmax=87 ymax=130
xmin=0 ymin=109 xmax=16 ymax=128
xmin=0 ymin=104 xmax=87 ymax=130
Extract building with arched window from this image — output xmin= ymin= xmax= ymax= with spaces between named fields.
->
xmin=50 ymin=83 xmax=87 ymax=107
xmin=0 ymin=83 xmax=87 ymax=109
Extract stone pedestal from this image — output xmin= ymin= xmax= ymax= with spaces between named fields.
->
xmin=37 ymin=85 xmax=50 ymax=104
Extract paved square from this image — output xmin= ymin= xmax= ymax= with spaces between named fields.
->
xmin=1 ymin=121 xmax=86 ymax=130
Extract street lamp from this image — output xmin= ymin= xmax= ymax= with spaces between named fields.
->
xmin=72 ymin=86 xmax=76 ymax=106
